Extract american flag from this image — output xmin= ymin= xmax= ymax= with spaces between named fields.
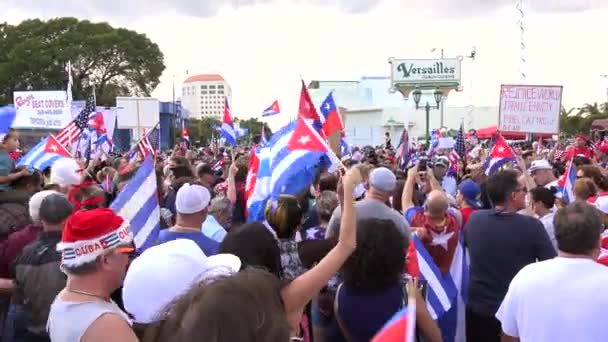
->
xmin=396 ymin=128 xmax=410 ymax=170
xmin=454 ymin=122 xmax=466 ymax=159
xmin=56 ymin=93 xmax=95 ymax=148
xmin=136 ymin=125 xmax=160 ymax=159
xmin=450 ymin=122 xmax=466 ymax=178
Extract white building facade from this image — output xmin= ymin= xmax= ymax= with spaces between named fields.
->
xmin=308 ymin=76 xmax=499 ymax=147
xmin=181 ymin=74 xmax=232 ymax=119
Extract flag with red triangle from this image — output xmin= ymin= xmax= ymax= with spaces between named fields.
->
xmin=297 ymin=80 xmax=325 ymax=137
xmin=44 ymin=135 xmax=71 ymax=157
xmin=287 ymin=119 xmax=328 ymax=152
xmin=262 ymin=100 xmax=280 ymax=117
xmin=484 ymin=134 xmax=515 ymax=176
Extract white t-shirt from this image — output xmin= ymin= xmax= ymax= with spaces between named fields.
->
xmin=496 ymin=257 xmax=608 ymax=342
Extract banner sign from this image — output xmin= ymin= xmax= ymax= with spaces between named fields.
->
xmin=498 ymin=85 xmax=562 ymax=134
xmin=12 ymin=91 xmax=72 ymax=129
xmin=390 ymin=58 xmax=462 ymax=86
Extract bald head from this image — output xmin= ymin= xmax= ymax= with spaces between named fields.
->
xmin=426 ymin=190 xmax=449 ymax=217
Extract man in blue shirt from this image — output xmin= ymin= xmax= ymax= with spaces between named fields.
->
xmin=158 ymin=182 xmax=219 ymax=256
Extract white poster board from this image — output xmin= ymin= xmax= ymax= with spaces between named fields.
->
xmin=12 ymin=91 xmax=72 ymax=129
xmin=115 ymin=97 xmax=159 ymax=141
xmin=498 ymin=84 xmax=562 ymax=134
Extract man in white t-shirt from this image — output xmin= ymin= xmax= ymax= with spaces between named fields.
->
xmin=496 ymin=202 xmax=608 ymax=342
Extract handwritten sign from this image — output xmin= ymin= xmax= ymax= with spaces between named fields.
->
xmin=498 ymin=85 xmax=562 ymax=134
xmin=12 ymin=91 xmax=72 ymax=129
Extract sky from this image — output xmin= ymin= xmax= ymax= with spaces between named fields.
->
xmin=2 ymin=0 xmax=608 ymax=129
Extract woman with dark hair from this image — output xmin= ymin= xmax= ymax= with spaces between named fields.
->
xmin=220 ymin=222 xmax=282 ymax=277
xmin=143 ymin=167 xmax=362 ymax=341
xmin=335 ymin=218 xmax=441 ymax=342
xmin=265 ymin=195 xmax=307 ymax=280
xmin=530 ymin=187 xmax=557 ymax=251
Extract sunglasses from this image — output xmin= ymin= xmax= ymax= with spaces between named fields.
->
xmin=115 ymin=244 xmax=136 ymax=258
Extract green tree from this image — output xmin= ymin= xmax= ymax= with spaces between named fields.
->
xmin=238 ymin=117 xmax=271 ymax=142
xmin=180 ymin=117 xmax=221 ymax=146
xmin=0 ymin=17 xmax=165 ymax=106
xmin=560 ymin=103 xmax=608 ymax=136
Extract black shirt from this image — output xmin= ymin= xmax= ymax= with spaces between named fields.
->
xmin=464 ymin=209 xmax=557 ymax=316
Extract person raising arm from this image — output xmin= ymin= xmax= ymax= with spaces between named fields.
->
xmin=280 ymin=166 xmax=361 ymax=336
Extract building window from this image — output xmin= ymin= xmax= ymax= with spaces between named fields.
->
xmin=218 ymin=90 xmax=224 ymax=94
xmin=201 ymin=91 xmax=208 ymax=95
xmin=209 ymin=90 xmax=216 ymax=94
xmin=201 ymin=85 xmax=207 ymax=89
xmin=218 ymin=85 xmax=224 ymax=89
xmin=209 ymin=85 xmax=216 ymax=89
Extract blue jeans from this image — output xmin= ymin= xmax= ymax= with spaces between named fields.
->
xmin=2 ymin=304 xmax=28 ymax=342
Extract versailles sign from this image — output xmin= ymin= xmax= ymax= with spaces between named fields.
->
xmin=389 ymin=58 xmax=462 ymax=87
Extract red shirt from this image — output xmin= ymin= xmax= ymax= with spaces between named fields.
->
xmin=460 ymin=207 xmax=477 ymax=228
xmin=564 ymin=146 xmax=594 ymax=161
xmin=410 ymin=212 xmax=460 ymax=274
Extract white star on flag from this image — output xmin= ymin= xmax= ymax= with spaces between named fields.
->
xmin=298 ymin=135 xmax=311 ymax=145
xmin=306 ymin=227 xmax=319 ymax=240
xmin=430 ymin=228 xmax=455 ymax=250
xmin=50 ymin=144 xmax=57 ymax=152
xmin=325 ymin=103 xmax=331 ymax=111
xmin=497 ymin=146 xmax=505 ymax=153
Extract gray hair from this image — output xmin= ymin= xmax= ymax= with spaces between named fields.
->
xmin=554 ymin=202 xmax=603 ymax=255
xmin=208 ymin=197 xmax=232 ymax=216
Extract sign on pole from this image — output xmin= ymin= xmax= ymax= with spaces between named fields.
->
xmin=390 ymin=58 xmax=462 ymax=88
xmin=498 ymin=84 xmax=562 ymax=134
xmin=12 ymin=91 xmax=72 ymax=129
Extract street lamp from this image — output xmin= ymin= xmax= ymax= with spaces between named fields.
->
xmin=413 ymin=89 xmax=442 ymax=147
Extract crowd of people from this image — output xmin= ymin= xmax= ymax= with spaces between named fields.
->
xmin=0 ymin=126 xmax=607 ymax=342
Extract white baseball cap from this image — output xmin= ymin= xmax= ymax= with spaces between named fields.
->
xmin=176 ymin=183 xmax=211 ymax=214
xmin=528 ymin=159 xmax=553 ymax=175
xmin=122 ymin=239 xmax=241 ymax=323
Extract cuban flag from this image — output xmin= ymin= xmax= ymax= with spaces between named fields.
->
xmin=17 ymin=135 xmax=71 ymax=171
xmin=297 ymin=80 xmax=325 ymax=137
xmin=110 ymin=155 xmax=160 ymax=252
xmin=559 ymin=161 xmax=577 ymax=203
xmin=262 ymin=100 xmax=280 ymax=117
xmin=212 ymin=158 xmax=224 ymax=173
xmin=371 ymin=304 xmax=416 ymax=342
xmin=246 ymin=119 xmax=337 ymax=221
xmin=406 ymin=236 xmax=458 ymax=319
xmin=484 ymin=134 xmax=515 ymax=176
xmin=221 ymin=98 xmax=237 ymax=145
xmin=427 ymin=129 xmax=441 ymax=156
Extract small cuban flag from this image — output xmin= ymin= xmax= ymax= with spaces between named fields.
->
xmin=262 ymin=100 xmax=280 ymax=117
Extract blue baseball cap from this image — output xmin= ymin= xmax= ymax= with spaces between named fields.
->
xmin=459 ymin=180 xmax=481 ymax=209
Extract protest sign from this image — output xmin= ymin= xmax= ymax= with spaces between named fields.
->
xmin=498 ymin=85 xmax=562 ymax=134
